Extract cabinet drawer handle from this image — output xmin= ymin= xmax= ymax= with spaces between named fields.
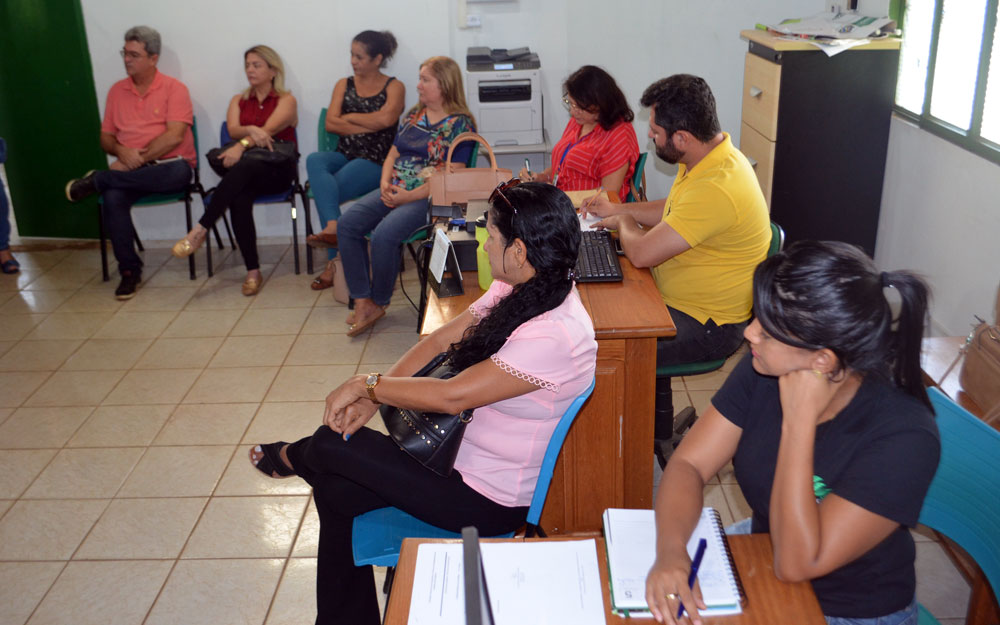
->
xmin=746 ymin=156 xmax=758 ymax=169
xmin=749 ymin=86 xmax=763 ymax=98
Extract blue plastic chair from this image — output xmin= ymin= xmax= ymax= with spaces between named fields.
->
xmin=351 ymin=377 xmax=597 ymax=572
xmin=208 ymin=122 xmax=304 ymax=274
xmin=915 ymin=388 xmax=1000 ymax=624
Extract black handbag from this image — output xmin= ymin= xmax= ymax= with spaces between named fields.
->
xmin=206 ymin=139 xmax=298 ymax=177
xmin=380 ymin=352 xmax=473 ymax=476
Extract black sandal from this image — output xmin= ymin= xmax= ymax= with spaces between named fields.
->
xmin=249 ymin=441 xmax=295 ymax=478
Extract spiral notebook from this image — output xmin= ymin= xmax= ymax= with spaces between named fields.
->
xmin=602 ymin=507 xmax=746 ymax=618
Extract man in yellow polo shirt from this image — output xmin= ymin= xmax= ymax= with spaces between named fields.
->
xmin=587 ymin=74 xmax=770 ymax=465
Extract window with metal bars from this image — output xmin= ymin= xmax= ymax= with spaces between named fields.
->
xmin=895 ymin=0 xmax=999 ymax=164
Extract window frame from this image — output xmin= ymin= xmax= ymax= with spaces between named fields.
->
xmin=893 ymin=0 xmax=1000 ymax=164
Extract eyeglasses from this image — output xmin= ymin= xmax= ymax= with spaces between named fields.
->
xmin=119 ymin=49 xmax=147 ymax=61
xmin=561 ymin=95 xmax=587 ymax=113
xmin=489 ymin=178 xmax=521 ymax=213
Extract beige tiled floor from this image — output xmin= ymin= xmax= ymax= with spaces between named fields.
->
xmin=0 ymin=244 xmax=970 ymax=624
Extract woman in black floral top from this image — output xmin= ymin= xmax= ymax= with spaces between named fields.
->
xmin=305 ymin=31 xmax=405 ymax=291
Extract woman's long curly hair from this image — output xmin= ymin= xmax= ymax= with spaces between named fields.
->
xmin=445 ymin=182 xmax=581 ymax=371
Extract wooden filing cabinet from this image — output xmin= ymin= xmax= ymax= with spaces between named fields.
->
xmin=738 ymin=30 xmax=901 ymax=256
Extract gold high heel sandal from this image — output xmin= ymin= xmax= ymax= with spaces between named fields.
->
xmin=242 ymin=276 xmax=262 ymax=296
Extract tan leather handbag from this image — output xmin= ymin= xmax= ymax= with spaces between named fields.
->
xmin=428 ymin=132 xmax=512 ymax=209
xmin=958 ymin=288 xmax=1000 ymax=422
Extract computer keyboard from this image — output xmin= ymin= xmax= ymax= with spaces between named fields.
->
xmin=575 ymin=230 xmax=624 ymax=282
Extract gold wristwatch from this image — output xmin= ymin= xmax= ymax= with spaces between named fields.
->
xmin=239 ymin=137 xmax=251 ymax=148
xmin=365 ymin=373 xmax=382 ymax=404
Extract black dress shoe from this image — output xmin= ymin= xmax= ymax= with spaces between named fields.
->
xmin=115 ymin=271 xmax=141 ymax=300
xmin=65 ymin=170 xmax=98 ymax=202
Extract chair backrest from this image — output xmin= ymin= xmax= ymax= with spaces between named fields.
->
xmin=525 ymin=377 xmax=597 ymax=529
xmin=919 ymin=387 xmax=1000 ymax=607
xmin=626 ymin=152 xmax=648 ymax=203
xmin=768 ymin=221 xmax=784 ymax=257
xmin=316 ymin=107 xmax=340 ymax=152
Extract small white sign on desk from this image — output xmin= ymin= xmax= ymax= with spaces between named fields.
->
xmin=407 ymin=539 xmax=606 ymax=625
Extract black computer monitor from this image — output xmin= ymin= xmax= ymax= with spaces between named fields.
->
xmin=462 ymin=526 xmax=495 ymax=625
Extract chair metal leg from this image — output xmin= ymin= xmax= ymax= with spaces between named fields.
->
xmin=98 ymin=204 xmax=110 ymax=282
xmin=184 ymin=195 xmax=196 ymax=280
xmin=416 ymin=239 xmax=432 ymax=333
xmin=212 ymin=224 xmax=224 ymax=250
xmin=133 ymin=229 xmax=145 ymax=252
xmin=290 ymin=198 xmax=300 ymax=275
xmin=221 ymin=213 xmax=236 ymax=248
xmin=302 ymin=187 xmax=314 ymax=274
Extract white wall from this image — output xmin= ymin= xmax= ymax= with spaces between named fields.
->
xmin=78 ymin=0 xmax=813 ymax=240
xmin=875 ymin=117 xmax=1000 ymax=336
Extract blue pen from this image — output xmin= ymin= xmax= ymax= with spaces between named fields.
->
xmin=677 ymin=538 xmax=708 ymax=619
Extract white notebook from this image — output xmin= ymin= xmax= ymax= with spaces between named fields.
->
xmin=603 ymin=507 xmax=745 ymax=618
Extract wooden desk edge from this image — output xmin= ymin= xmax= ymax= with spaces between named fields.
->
xmin=384 ymin=535 xmax=825 ymax=625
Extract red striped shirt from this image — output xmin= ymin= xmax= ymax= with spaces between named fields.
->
xmin=551 ymin=118 xmax=639 ymax=198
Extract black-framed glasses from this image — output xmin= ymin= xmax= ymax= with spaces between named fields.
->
xmin=489 ymin=178 xmax=521 ymax=213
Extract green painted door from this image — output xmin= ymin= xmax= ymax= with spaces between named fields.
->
xmin=0 ymin=0 xmax=107 ymax=238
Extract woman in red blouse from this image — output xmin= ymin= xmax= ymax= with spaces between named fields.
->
xmin=172 ymin=45 xmax=298 ymax=296
xmin=518 ymin=65 xmax=639 ymax=199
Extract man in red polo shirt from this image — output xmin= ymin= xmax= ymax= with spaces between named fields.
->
xmin=65 ymin=25 xmax=195 ymax=300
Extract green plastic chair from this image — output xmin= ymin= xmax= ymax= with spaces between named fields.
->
xmin=654 ymin=221 xmax=784 ymax=466
xmin=915 ymin=387 xmax=1000 ymax=624
xmin=97 ymin=117 xmax=232 ymax=281
xmin=626 ymin=152 xmax=648 ymax=203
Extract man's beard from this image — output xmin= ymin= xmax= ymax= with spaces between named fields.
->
xmin=655 ymin=141 xmax=683 ymax=165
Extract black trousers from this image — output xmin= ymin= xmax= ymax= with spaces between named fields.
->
xmin=655 ymin=305 xmax=748 ymax=438
xmin=199 ymin=158 xmax=293 ymax=271
xmin=285 ymin=426 xmax=528 ymax=625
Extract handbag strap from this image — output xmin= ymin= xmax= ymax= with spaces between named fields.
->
xmin=442 ymin=132 xmax=499 ymax=173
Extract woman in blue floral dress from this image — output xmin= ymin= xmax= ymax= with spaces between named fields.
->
xmin=338 ymin=56 xmax=475 ymax=336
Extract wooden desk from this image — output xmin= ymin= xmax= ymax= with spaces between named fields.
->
xmin=385 ymin=535 xmax=825 ymax=624
xmin=921 ymin=336 xmax=1000 ymax=625
xmin=422 ymin=259 xmax=675 ymax=533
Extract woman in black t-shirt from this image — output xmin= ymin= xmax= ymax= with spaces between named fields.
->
xmin=646 ymin=240 xmax=939 ymax=625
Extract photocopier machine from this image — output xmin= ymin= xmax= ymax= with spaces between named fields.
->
xmin=465 ymin=47 xmax=543 ymax=146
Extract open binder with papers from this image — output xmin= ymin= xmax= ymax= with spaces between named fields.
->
xmin=603 ymin=507 xmax=746 ymax=618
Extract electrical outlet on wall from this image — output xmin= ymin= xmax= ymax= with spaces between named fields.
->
xmin=466 ymin=14 xmax=482 ymax=27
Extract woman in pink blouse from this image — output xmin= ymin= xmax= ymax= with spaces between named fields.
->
xmin=249 ymin=180 xmax=597 ymax=624
xmin=519 ymin=65 xmax=640 ymax=199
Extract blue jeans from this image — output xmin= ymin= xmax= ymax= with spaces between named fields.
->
xmin=94 ymin=160 xmax=193 ymax=276
xmin=305 ymin=152 xmax=382 ymax=261
xmin=0 ymin=168 xmax=9 ymax=251
xmin=0 ymin=137 xmax=9 ymax=250
xmin=337 ymin=188 xmax=428 ymax=306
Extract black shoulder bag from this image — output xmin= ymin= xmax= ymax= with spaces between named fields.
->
xmin=206 ymin=139 xmax=298 ymax=178
xmin=380 ymin=352 xmax=473 ymax=477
